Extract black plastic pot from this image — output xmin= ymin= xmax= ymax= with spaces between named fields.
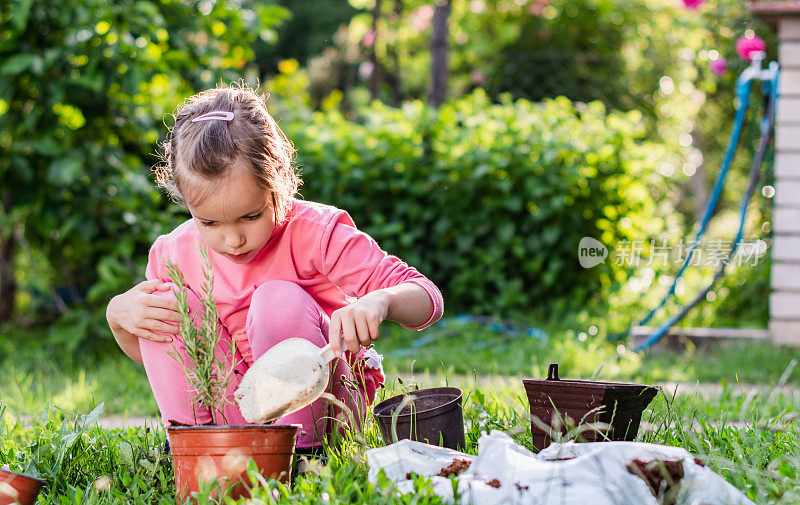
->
xmin=373 ymin=387 xmax=465 ymax=450
xmin=523 ymin=364 xmax=658 ymax=450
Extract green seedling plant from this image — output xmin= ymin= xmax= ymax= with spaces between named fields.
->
xmin=163 ymin=246 xmax=240 ymax=425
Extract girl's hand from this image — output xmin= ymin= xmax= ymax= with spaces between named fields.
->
xmin=329 ymin=291 xmax=389 ymax=357
xmin=106 ymin=280 xmax=181 ymax=343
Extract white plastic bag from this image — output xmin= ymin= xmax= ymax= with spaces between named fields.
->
xmin=366 ymin=438 xmax=475 ymax=484
xmin=367 ymin=430 xmax=754 ymax=505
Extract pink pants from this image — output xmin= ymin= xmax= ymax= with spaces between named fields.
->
xmin=139 ymin=280 xmax=364 ymax=448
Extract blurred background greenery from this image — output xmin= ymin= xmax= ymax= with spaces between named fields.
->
xmin=0 ymin=0 xmax=777 ymax=361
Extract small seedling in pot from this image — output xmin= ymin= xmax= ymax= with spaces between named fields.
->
xmin=161 ymin=247 xmax=300 ymax=501
xmin=164 ymin=246 xmax=240 ymax=425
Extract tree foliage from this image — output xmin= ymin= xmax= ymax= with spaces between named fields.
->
xmin=0 ymin=0 xmax=289 ymax=342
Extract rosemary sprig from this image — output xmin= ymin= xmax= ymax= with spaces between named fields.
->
xmin=163 ymin=246 xmax=240 ymax=425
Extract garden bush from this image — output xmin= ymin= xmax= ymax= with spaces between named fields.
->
xmin=280 ymin=88 xmax=669 ymax=315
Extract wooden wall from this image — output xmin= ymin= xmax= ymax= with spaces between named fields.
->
xmin=770 ymin=17 xmax=800 ymax=344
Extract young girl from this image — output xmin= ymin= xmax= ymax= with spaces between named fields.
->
xmin=105 ymin=83 xmax=443 ymax=451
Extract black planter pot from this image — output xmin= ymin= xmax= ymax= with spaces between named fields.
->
xmin=523 ymin=364 xmax=658 ymax=450
xmin=373 ymin=387 xmax=465 ymax=450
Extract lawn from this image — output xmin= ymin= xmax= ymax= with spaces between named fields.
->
xmin=2 ymin=320 xmax=800 ymax=503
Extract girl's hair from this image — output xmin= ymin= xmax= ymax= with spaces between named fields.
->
xmin=155 ymin=82 xmax=300 ymax=224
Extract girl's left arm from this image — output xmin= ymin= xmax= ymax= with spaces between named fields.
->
xmin=380 ymin=282 xmax=434 ymax=328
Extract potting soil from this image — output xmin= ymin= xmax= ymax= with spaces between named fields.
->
xmin=366 ymin=431 xmax=753 ymax=505
xmin=235 ymin=338 xmax=329 ymax=423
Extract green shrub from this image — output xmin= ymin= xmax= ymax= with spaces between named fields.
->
xmin=283 ymin=89 xmax=668 ymax=314
xmin=0 ymin=0 xmax=289 ymax=350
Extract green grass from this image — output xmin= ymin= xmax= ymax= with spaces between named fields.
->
xmin=0 ymin=344 xmax=158 ymax=418
xmin=1 ymin=381 xmax=799 ymax=504
xmin=2 ymin=320 xmax=800 ymax=503
xmin=4 ymin=321 xmax=800 ymax=420
xmin=380 ymin=319 xmax=800 ymax=385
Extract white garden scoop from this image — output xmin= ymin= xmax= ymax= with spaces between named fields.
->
xmin=234 ymin=338 xmax=338 ymax=424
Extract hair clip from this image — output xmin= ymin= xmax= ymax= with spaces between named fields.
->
xmin=191 ymin=111 xmax=234 ymax=123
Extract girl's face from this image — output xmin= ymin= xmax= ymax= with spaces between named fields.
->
xmin=184 ymin=162 xmax=276 ymax=264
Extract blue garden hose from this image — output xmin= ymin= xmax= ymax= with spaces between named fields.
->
xmin=630 ymin=59 xmax=779 ymax=351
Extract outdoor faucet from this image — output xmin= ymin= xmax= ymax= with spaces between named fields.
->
xmin=741 ymin=50 xmax=778 ymax=84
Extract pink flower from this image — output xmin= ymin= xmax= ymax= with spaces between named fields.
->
xmin=528 ymin=0 xmax=550 ymax=16
xmin=348 ymin=347 xmax=385 ymax=406
xmin=680 ymin=0 xmax=705 ymax=9
xmin=736 ymin=34 xmax=766 ymax=62
xmin=361 ymin=29 xmax=376 ymax=48
xmin=709 ymin=57 xmax=728 ymax=76
xmin=470 ymin=70 xmax=486 ymax=85
xmin=409 ymin=5 xmax=434 ymax=32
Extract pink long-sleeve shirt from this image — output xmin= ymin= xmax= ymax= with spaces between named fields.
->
xmin=145 ymin=199 xmax=444 ymax=365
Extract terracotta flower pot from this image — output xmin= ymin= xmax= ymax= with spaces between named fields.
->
xmin=373 ymin=387 xmax=466 ymax=450
xmin=0 ymin=469 xmax=45 ymax=505
xmin=523 ymin=364 xmax=658 ymax=450
xmin=166 ymin=424 xmax=299 ymax=502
